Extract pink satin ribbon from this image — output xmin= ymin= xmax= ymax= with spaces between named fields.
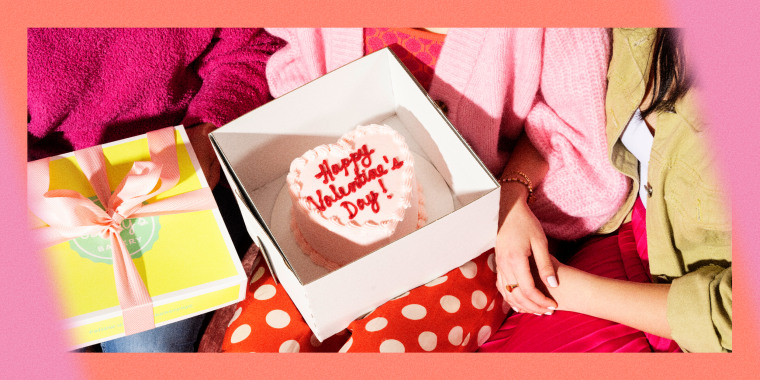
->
xmin=28 ymin=127 xmax=217 ymax=335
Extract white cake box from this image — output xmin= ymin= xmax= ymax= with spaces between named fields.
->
xmin=209 ymin=48 xmax=500 ymax=341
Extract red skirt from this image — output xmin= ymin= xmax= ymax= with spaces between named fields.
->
xmin=479 ymin=199 xmax=681 ymax=352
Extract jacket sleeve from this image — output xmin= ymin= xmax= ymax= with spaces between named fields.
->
xmin=659 ymin=93 xmax=732 ymax=353
xmin=523 ymin=28 xmax=629 ymax=240
xmin=182 ymin=28 xmax=284 ymax=128
xmin=668 ymin=265 xmax=732 ymax=352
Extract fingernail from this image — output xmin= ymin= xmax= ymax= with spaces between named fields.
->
xmin=512 ymin=307 xmax=520 ymax=313
xmin=533 ymin=313 xmax=542 ymax=316
xmin=548 ymin=306 xmax=556 ymax=310
xmin=548 ymin=276 xmax=558 ymax=288
xmin=544 ymin=311 xmax=553 ymax=316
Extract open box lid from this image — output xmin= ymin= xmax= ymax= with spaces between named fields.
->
xmin=210 ymin=48 xmax=498 ymax=286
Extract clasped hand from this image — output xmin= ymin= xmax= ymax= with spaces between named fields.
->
xmin=495 ymin=185 xmax=560 ymax=315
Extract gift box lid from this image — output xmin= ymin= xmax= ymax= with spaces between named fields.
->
xmin=34 ymin=127 xmax=245 ymax=320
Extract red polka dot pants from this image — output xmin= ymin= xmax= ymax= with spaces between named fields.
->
xmin=221 ymin=249 xmax=507 ymax=352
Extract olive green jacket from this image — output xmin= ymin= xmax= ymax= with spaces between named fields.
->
xmin=601 ymin=28 xmax=732 ymax=352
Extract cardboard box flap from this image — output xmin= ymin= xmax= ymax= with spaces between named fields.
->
xmin=384 ymin=51 xmax=498 ymax=206
xmin=209 ymin=133 xmax=292 ymax=281
xmin=213 ymin=48 xmax=399 ymax=144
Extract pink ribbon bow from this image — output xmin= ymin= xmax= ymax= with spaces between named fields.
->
xmin=28 ymin=127 xmax=217 ymax=335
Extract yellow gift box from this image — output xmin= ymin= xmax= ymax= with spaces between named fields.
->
xmin=30 ymin=126 xmax=246 ymax=349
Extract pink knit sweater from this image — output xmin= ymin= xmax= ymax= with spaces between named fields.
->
xmin=28 ymin=28 xmax=282 ymax=160
xmin=265 ymin=28 xmax=628 ymax=239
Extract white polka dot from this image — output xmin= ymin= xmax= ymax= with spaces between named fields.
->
xmin=401 ymin=304 xmax=427 ymax=320
xmin=461 ymin=332 xmax=471 ymax=347
xmin=440 ymin=295 xmax=461 ymax=313
xmin=279 ymin=340 xmax=300 ymax=353
xmin=338 ymin=337 xmax=353 ymax=353
xmin=379 ymin=339 xmax=405 ymax=353
xmin=230 ymin=324 xmax=251 ymax=344
xmin=253 ymin=284 xmax=276 ymax=300
xmin=265 ymin=310 xmax=291 ymax=328
xmin=477 ymin=326 xmax=493 ymax=346
xmin=310 ymin=334 xmax=322 ymax=347
xmin=459 ymin=261 xmax=477 ymax=279
xmin=250 ymin=266 xmax=265 ymax=284
xmin=418 ymin=331 xmax=437 ymax=351
xmin=391 ymin=291 xmax=410 ymax=300
xmin=487 ymin=253 xmax=496 ymax=273
xmin=501 ymin=300 xmax=511 ymax=314
xmin=471 ymin=290 xmax=488 ymax=309
xmin=487 ymin=299 xmax=495 ymax=311
xmin=448 ymin=326 xmax=464 ymax=345
xmin=425 ymin=275 xmax=448 ymax=287
xmin=365 ymin=317 xmax=388 ymax=332
xmin=228 ymin=307 xmax=242 ymax=327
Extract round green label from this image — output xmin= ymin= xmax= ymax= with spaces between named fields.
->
xmin=68 ymin=197 xmax=161 ymax=264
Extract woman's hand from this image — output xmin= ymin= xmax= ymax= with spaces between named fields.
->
xmin=186 ymin=123 xmax=221 ymax=189
xmin=495 ymin=182 xmax=559 ymax=315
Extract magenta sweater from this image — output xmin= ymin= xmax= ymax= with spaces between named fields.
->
xmin=265 ymin=28 xmax=629 ymax=239
xmin=28 ymin=28 xmax=283 ymax=160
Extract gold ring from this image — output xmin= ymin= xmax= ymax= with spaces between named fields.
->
xmin=506 ymin=284 xmax=519 ymax=293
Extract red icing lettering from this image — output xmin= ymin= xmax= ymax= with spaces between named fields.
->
xmin=340 ymin=191 xmax=380 ymax=219
xmin=314 ymin=144 xmax=376 ymax=185
xmin=305 ymin=143 xmax=400 ymax=219
xmin=391 ymin=157 xmax=404 ymax=170
xmin=306 ymin=190 xmax=326 ymax=211
xmin=331 ymin=163 xmax=342 ymax=176
xmin=315 ymin=160 xmax=335 ymax=184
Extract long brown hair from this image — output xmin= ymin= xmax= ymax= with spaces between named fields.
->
xmin=640 ymin=28 xmax=693 ymax=118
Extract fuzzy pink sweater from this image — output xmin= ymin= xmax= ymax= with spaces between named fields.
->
xmin=265 ymin=28 xmax=628 ymax=239
xmin=28 ymin=28 xmax=282 ymax=160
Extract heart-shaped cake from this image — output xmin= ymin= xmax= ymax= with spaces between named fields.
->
xmin=287 ymin=124 xmax=425 ymax=269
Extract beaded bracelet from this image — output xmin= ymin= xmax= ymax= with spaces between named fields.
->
xmin=499 ymin=171 xmax=536 ymax=204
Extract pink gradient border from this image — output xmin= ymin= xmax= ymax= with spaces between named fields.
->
xmin=2 ymin=0 xmax=757 ymax=378
xmin=674 ymin=0 xmax=760 ymax=359
xmin=0 ymin=29 xmax=78 ymax=378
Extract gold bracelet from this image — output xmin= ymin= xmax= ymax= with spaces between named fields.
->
xmin=499 ymin=171 xmax=535 ymax=204
xmin=506 ymin=171 xmax=533 ymax=188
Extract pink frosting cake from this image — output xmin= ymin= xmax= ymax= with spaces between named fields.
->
xmin=287 ymin=124 xmax=426 ymax=269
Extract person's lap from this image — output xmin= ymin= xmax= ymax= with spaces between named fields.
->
xmin=222 ymin=250 xmax=508 ymax=353
xmin=479 ymin=224 xmax=659 ymax=353
xmin=100 ymin=314 xmax=206 ymax=353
